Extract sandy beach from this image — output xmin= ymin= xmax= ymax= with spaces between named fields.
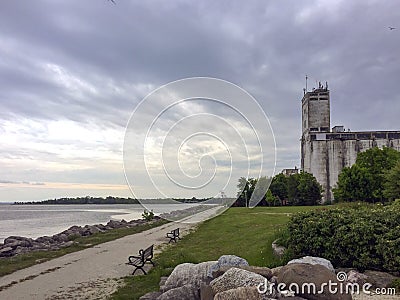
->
xmin=0 ymin=206 xmax=222 ymax=300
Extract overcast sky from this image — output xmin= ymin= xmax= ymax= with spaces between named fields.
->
xmin=0 ymin=0 xmax=399 ymax=202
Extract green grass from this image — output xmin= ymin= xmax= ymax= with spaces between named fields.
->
xmin=111 ymin=206 xmax=319 ymax=300
xmin=0 ymin=219 xmax=168 ymax=277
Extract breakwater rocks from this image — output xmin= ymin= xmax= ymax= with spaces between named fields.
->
xmin=139 ymin=255 xmax=399 ymax=300
xmin=0 ymin=217 xmax=161 ymax=258
xmin=159 ymin=205 xmax=217 ymax=221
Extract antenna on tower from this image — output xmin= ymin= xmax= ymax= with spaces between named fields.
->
xmin=305 ymin=75 xmax=308 ymax=92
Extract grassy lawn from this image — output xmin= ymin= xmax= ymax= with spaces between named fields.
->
xmin=111 ymin=206 xmax=319 ymax=300
xmin=0 ymin=219 xmax=168 ymax=277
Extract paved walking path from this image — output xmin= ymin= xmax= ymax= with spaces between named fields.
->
xmin=0 ymin=206 xmax=223 ymax=300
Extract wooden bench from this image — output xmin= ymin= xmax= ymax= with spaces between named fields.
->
xmin=166 ymin=228 xmax=180 ymax=243
xmin=126 ymin=244 xmax=155 ymax=275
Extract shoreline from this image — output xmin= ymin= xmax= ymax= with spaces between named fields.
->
xmin=0 ymin=203 xmax=207 ymax=243
xmin=0 ymin=204 xmax=220 ymax=259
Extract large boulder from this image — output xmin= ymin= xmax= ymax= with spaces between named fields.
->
xmin=207 ymin=255 xmax=249 ymax=278
xmin=363 ymin=270 xmax=398 ymax=288
xmin=52 ymin=233 xmax=69 ymax=243
xmin=277 ymin=263 xmax=352 ymax=300
xmin=138 ymin=292 xmax=162 ymax=300
xmin=214 ymin=286 xmax=263 ymax=300
xmin=162 ymin=261 xmax=216 ymax=292
xmin=287 ymin=256 xmax=335 ymax=273
xmin=3 ymin=236 xmax=34 ymax=248
xmin=0 ymin=246 xmax=14 ymax=257
xmin=157 ymin=284 xmax=200 ymax=300
xmin=210 ymin=267 xmax=268 ymax=295
xmin=210 ymin=265 xmax=272 ymax=280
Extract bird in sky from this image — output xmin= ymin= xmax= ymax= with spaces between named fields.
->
xmin=389 ymin=26 xmax=396 ymax=30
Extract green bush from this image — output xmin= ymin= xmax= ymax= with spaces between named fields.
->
xmin=141 ymin=209 xmax=155 ymax=221
xmin=282 ymin=204 xmax=400 ymax=272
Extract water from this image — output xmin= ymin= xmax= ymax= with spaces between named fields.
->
xmin=0 ymin=203 xmax=196 ymax=243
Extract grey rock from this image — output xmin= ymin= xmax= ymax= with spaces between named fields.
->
xmin=107 ymin=220 xmax=124 ymax=228
xmin=4 ymin=236 xmax=33 ymax=248
xmin=0 ymin=246 xmax=13 ymax=256
xmin=278 ymin=263 xmax=351 ymax=300
xmin=271 ymin=266 xmax=283 ymax=278
xmin=287 ymin=256 xmax=335 ymax=273
xmin=214 ymin=286 xmax=263 ymax=300
xmin=272 ymin=240 xmax=286 ymax=257
xmin=159 ymin=276 xmax=168 ymax=287
xmin=157 ymin=284 xmax=200 ymax=300
xmin=211 ymin=265 xmax=272 ymax=280
xmin=200 ymin=283 xmax=215 ymax=300
xmin=82 ymin=225 xmax=100 ymax=236
xmin=207 ymin=255 xmax=249 ymax=278
xmin=36 ymin=236 xmax=55 ymax=244
xmin=13 ymin=246 xmax=29 ymax=255
xmin=363 ymin=270 xmax=398 ymax=288
xmin=139 ymin=291 xmax=162 ymax=300
xmin=346 ymin=270 xmax=368 ymax=285
xmin=210 ymin=267 xmax=266 ymax=295
xmin=162 ymin=261 xmax=216 ymax=292
xmin=52 ymin=234 xmax=69 ymax=243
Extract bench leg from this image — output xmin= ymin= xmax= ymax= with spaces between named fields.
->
xmin=132 ymin=267 xmax=147 ymax=275
xmin=149 ymin=259 xmax=155 ymax=267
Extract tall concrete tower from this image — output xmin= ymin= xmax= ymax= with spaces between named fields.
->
xmin=301 ymin=83 xmax=330 ymax=136
xmin=301 ymin=82 xmax=331 ymax=201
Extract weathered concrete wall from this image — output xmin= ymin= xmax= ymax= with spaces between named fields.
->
xmin=303 ymin=136 xmax=400 ymax=202
xmin=301 ymin=89 xmax=330 ymax=135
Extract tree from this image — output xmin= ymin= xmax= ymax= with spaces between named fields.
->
xmin=356 ymin=147 xmax=400 ymax=201
xmin=266 ymin=189 xmax=275 ymax=206
xmin=251 ymin=176 xmax=270 ymax=206
xmin=269 ymin=173 xmax=288 ymax=201
xmin=236 ymin=176 xmax=272 ymax=207
xmin=236 ymin=177 xmax=257 ymax=207
xmin=297 ymin=172 xmax=323 ymax=205
xmin=287 ymin=174 xmax=300 ymax=205
xmin=333 ymin=165 xmax=375 ymax=202
xmin=334 ymin=147 xmax=400 ymax=202
xmin=268 ymin=172 xmax=321 ymax=206
xmin=383 ymin=161 xmax=400 ymax=201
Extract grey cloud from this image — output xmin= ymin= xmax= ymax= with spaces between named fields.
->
xmin=1 ymin=0 xmax=399 ymax=200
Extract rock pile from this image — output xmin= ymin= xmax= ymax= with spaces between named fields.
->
xmin=139 ymin=254 xmax=400 ymax=300
xmin=0 ymin=217 xmax=160 ymax=258
xmin=159 ymin=205 xmax=216 ymax=221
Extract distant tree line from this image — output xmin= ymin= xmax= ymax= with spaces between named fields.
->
xmin=172 ymin=197 xmax=212 ymax=203
xmin=235 ymin=171 xmax=323 ymax=207
xmin=333 ymin=147 xmax=400 ymax=203
xmin=14 ymin=196 xmax=140 ymax=205
xmin=13 ymin=196 xmax=216 ymax=205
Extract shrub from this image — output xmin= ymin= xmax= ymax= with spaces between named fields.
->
xmin=142 ymin=209 xmax=155 ymax=221
xmin=282 ymin=204 xmax=400 ymax=272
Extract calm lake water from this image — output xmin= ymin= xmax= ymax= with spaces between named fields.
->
xmin=0 ymin=203 xmax=195 ymax=243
